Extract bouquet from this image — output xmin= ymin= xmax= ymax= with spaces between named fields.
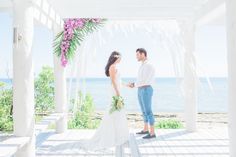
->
xmin=109 ymin=96 xmax=125 ymax=114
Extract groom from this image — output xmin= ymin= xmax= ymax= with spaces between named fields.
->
xmin=128 ymin=48 xmax=156 ymax=139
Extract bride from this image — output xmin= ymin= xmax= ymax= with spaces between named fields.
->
xmin=78 ymin=51 xmax=129 ymax=152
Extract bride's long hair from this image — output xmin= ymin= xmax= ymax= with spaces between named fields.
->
xmin=105 ymin=51 xmax=121 ymax=77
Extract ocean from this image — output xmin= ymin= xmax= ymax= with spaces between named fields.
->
xmin=0 ymin=78 xmax=228 ymax=113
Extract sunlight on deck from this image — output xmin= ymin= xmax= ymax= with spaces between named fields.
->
xmin=36 ymin=128 xmax=229 ymax=157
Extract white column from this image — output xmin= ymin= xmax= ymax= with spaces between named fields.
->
xmin=12 ymin=0 xmax=35 ymax=157
xmin=180 ymin=20 xmax=198 ymax=132
xmin=53 ymin=28 xmax=67 ymax=133
xmin=115 ymin=145 xmax=124 ymax=157
xmin=225 ymin=0 xmax=236 ymax=156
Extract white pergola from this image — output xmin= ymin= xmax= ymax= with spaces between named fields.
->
xmin=0 ymin=0 xmax=235 ymax=156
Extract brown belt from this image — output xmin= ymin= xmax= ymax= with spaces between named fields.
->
xmin=138 ymin=85 xmax=151 ymax=88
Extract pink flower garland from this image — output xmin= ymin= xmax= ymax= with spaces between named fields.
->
xmin=60 ymin=18 xmax=102 ymax=67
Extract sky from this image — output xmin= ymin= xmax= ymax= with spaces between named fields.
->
xmin=0 ymin=12 xmax=228 ymax=78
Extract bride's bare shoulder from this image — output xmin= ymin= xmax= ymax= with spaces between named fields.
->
xmin=109 ymin=64 xmax=116 ymax=70
xmin=109 ymin=65 xmax=117 ymax=74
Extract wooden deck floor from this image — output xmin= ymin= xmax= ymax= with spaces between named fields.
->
xmin=36 ymin=128 xmax=229 ymax=157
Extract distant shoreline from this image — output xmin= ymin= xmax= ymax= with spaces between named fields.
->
xmin=95 ymin=111 xmax=228 ymax=129
xmin=0 ymin=77 xmax=228 ymax=113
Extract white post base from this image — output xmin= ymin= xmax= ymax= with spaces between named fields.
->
xmin=56 ymin=115 xmax=67 ymax=133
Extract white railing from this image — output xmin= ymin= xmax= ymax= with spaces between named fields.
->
xmin=0 ymin=136 xmax=30 ymax=157
xmin=0 ymin=113 xmax=64 ymax=157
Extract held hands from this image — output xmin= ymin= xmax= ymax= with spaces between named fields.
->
xmin=127 ymin=82 xmax=135 ymax=88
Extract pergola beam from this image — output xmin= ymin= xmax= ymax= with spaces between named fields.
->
xmin=0 ymin=0 xmax=12 ymax=12
xmin=195 ymin=0 xmax=225 ymax=26
xmin=0 ymin=0 xmax=63 ymax=31
xmin=47 ymin=0 xmax=198 ymax=19
xmin=33 ymin=0 xmax=63 ymax=31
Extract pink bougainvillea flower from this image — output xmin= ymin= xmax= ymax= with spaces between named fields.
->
xmin=59 ymin=18 xmax=103 ymax=67
xmin=91 ymin=18 xmax=101 ymax=23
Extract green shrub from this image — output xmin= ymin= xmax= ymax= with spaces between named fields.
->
xmin=35 ymin=66 xmax=55 ymax=113
xmin=68 ymin=92 xmax=100 ymax=129
xmin=0 ymin=83 xmax=13 ymax=132
xmin=0 ymin=66 xmax=55 ymax=132
xmin=155 ymin=119 xmax=183 ymax=129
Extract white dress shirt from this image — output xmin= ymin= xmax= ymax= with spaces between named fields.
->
xmin=135 ymin=60 xmax=155 ymax=87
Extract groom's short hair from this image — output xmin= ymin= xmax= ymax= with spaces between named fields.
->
xmin=136 ymin=48 xmax=147 ymax=57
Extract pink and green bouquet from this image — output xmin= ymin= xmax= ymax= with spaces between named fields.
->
xmin=109 ymin=96 xmax=125 ymax=114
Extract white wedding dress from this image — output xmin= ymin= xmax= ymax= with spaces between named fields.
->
xmin=78 ymin=70 xmax=129 ymax=151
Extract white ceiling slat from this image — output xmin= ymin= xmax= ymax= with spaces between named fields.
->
xmin=195 ymin=0 xmax=225 ymax=26
xmin=0 ymin=0 xmax=12 ymax=12
xmin=47 ymin=0 xmax=198 ymax=19
xmin=1 ymin=0 xmax=226 ymax=25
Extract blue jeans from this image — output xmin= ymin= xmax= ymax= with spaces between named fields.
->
xmin=138 ymin=86 xmax=155 ymax=125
